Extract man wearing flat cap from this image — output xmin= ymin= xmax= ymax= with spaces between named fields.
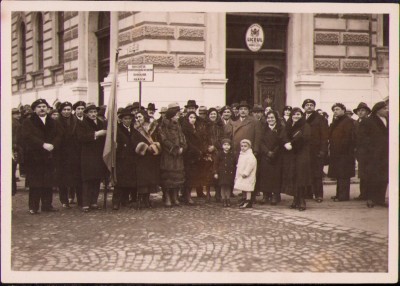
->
xmin=358 ymin=101 xmax=389 ymax=208
xmin=21 ymin=99 xmax=63 ymax=214
xmin=328 ymin=103 xmax=355 ymax=202
xmin=56 ymin=101 xmax=83 ymax=208
xmin=76 ymin=104 xmax=108 ymax=212
xmin=302 ymin=99 xmax=329 ymax=202
xmin=353 ymin=102 xmax=371 ymax=200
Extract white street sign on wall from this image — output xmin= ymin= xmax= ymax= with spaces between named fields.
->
xmin=127 ymin=64 xmax=154 ymax=82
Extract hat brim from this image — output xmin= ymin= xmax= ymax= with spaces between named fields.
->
xmin=118 ymin=113 xmax=135 ymax=119
xmin=185 ymin=105 xmax=199 ymax=109
xmin=353 ymin=107 xmax=371 ymax=113
xmin=238 ymin=104 xmax=250 ymax=109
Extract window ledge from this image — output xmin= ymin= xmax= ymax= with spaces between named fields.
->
xmin=14 ymin=74 xmax=26 ymax=81
xmin=49 ymin=64 xmax=64 ymax=72
xmin=30 ymin=69 xmax=44 ymax=77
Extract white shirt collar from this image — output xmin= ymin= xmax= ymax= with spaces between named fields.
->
xmin=378 ymin=115 xmax=387 ymax=127
xmin=39 ymin=115 xmax=47 ymax=124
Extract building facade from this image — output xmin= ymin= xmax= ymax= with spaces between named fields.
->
xmin=11 ymin=11 xmax=389 ymax=116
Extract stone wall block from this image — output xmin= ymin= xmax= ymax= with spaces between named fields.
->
xmin=314 ymin=32 xmax=340 ymax=45
xmin=341 ymin=59 xmax=369 ymax=72
xmin=314 ymin=45 xmax=346 ymax=57
xmin=314 ymin=59 xmax=340 ymax=71
xmin=119 ymin=31 xmax=131 ymax=46
xmin=178 ymin=56 xmax=205 ymax=68
xmin=178 ymin=27 xmax=205 ymax=40
xmin=347 ymin=46 xmax=370 ymax=58
xmin=315 ymin=18 xmax=346 ymax=30
xmin=341 ymin=33 xmax=369 ymax=46
xmin=347 ymin=19 xmax=370 ymax=31
xmin=169 ymin=12 xmax=205 ymax=26
xmin=131 ymin=25 xmax=175 ymax=40
xmin=64 ymin=69 xmax=78 ymax=82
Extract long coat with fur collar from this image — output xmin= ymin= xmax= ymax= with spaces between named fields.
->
xmin=281 ymin=118 xmax=312 ymax=196
xmin=21 ymin=113 xmax=62 ymax=188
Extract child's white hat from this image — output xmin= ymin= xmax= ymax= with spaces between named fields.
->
xmin=240 ymin=139 xmax=252 ymax=147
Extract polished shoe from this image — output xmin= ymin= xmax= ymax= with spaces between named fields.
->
xmin=240 ymin=200 xmax=252 ymax=209
xmin=226 ymin=199 xmax=231 ymax=207
xmin=222 ymin=199 xmax=227 ymax=207
xmin=270 ymin=194 xmax=278 ymax=206
xmin=315 ymin=197 xmax=323 ymax=203
xmin=82 ymin=207 xmax=90 ymax=213
xmin=238 ymin=199 xmax=246 ymax=207
xmin=366 ymin=200 xmax=375 ymax=208
xmin=331 ymin=196 xmax=338 ymax=201
xmin=29 ymin=210 xmax=39 ymax=215
xmin=62 ymin=203 xmax=71 ymax=209
xmin=298 ymin=206 xmax=306 ymax=211
xmin=90 ymin=204 xmax=102 ymax=210
xmin=289 ymin=200 xmax=297 ymax=209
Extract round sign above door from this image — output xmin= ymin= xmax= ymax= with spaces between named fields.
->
xmin=245 ymin=23 xmax=264 ymax=52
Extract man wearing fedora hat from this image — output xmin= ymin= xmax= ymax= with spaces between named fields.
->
xmin=302 ymin=99 xmax=329 ymax=202
xmin=76 ymin=104 xmax=108 ymax=212
xmin=358 ymin=101 xmax=389 ymax=208
xmin=21 ymin=99 xmax=63 ymax=214
xmin=232 ymin=101 xmax=263 ymax=157
xmin=146 ymin=103 xmax=157 ymax=123
xmin=353 ymin=102 xmax=371 ymax=200
xmin=252 ymin=104 xmax=264 ymax=121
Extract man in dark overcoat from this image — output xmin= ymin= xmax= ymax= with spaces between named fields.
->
xmin=232 ymin=101 xmax=263 ymax=157
xmin=56 ymin=101 xmax=82 ymax=208
xmin=353 ymin=102 xmax=371 ymax=200
xmin=76 ymin=104 xmax=108 ymax=212
xmin=21 ymin=99 xmax=62 ymax=214
xmin=112 ymin=109 xmax=137 ymax=210
xmin=302 ymin=99 xmax=329 ymax=202
xmin=328 ymin=103 xmax=355 ymax=201
xmin=358 ymin=101 xmax=389 ymax=208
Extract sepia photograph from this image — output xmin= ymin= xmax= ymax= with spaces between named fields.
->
xmin=1 ymin=1 xmax=398 ymax=284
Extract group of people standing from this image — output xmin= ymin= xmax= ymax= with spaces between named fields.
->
xmin=11 ymin=96 xmax=389 ymax=214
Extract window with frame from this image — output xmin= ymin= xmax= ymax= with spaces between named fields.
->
xmin=19 ymin=22 xmax=26 ymax=75
xmin=57 ymin=12 xmax=64 ymax=64
xmin=36 ymin=13 xmax=44 ymax=70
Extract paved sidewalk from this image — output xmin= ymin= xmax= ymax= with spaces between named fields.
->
xmin=10 ymin=180 xmax=388 ymax=272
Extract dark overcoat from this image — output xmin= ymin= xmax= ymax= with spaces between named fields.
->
xmin=305 ymin=111 xmax=329 ymax=178
xmin=328 ymin=115 xmax=356 ymax=179
xmin=281 ymin=118 xmax=312 ymax=196
xmin=21 ymin=114 xmax=62 ymax=188
xmin=232 ymin=116 xmax=264 ymax=155
xmin=358 ymin=114 xmax=388 ymax=183
xmin=76 ymin=117 xmax=108 ymax=181
xmin=182 ymin=119 xmax=209 ymax=187
xmin=132 ymin=121 xmax=161 ymax=188
xmin=56 ymin=115 xmax=81 ymax=187
xmin=258 ymin=124 xmax=286 ymax=191
xmin=222 ymin=118 xmax=234 ymax=140
xmin=354 ymin=118 xmax=367 ymax=179
xmin=214 ymin=151 xmax=236 ymax=187
xmin=115 ymin=123 xmax=137 ymax=188
xmin=158 ymin=118 xmax=187 ymax=189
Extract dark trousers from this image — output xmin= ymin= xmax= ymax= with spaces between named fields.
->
xmin=112 ymin=186 xmax=132 ymax=207
xmin=130 ymin=188 xmax=138 ymax=202
xmin=312 ymin=177 xmax=324 ymax=199
xmin=336 ymin=178 xmax=350 ymax=201
xmin=366 ymin=180 xmax=388 ymax=204
xmin=68 ymin=185 xmax=83 ymax=206
xmin=29 ymin=187 xmax=53 ymax=211
xmin=12 ymin=160 xmax=17 ymax=196
xmin=82 ymin=179 xmax=101 ymax=208
xmin=359 ymin=178 xmax=367 ymax=199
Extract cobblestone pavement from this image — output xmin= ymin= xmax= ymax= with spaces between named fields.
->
xmin=10 ymin=185 xmax=388 ymax=272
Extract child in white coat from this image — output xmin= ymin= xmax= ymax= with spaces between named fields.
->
xmin=234 ymin=139 xmax=257 ymax=208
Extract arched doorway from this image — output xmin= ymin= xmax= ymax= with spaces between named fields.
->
xmin=95 ymin=12 xmax=110 ymax=106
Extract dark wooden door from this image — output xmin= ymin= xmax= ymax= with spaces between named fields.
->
xmin=95 ymin=12 xmax=110 ymax=106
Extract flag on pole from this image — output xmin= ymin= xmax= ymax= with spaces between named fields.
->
xmin=103 ymin=49 xmax=120 ymax=186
